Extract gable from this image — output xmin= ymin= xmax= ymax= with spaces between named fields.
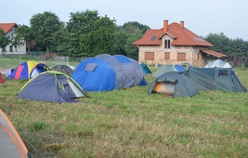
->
xmin=0 ymin=23 xmax=17 ymax=33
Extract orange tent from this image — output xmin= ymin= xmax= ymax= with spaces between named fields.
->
xmin=0 ymin=109 xmax=28 ymax=158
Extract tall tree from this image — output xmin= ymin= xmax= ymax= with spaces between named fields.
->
xmin=115 ymin=22 xmax=149 ymax=59
xmin=66 ymin=10 xmax=100 ymax=57
xmin=15 ymin=25 xmax=36 ymax=54
xmin=80 ymin=16 xmax=117 ymax=56
xmin=30 ymin=11 xmax=64 ymax=53
xmin=0 ymin=29 xmax=10 ymax=55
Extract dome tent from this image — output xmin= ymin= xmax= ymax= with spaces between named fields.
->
xmin=0 ymin=109 xmax=28 ymax=158
xmin=51 ymin=64 xmax=74 ymax=76
xmin=153 ymin=64 xmax=179 ymax=78
xmin=71 ymin=54 xmax=145 ymax=92
xmin=205 ymin=59 xmax=232 ymax=68
xmin=96 ymin=54 xmax=126 ymax=89
xmin=72 ymin=57 xmax=116 ymax=92
xmin=8 ymin=60 xmax=49 ymax=80
xmin=148 ymin=71 xmax=198 ymax=98
xmin=18 ymin=71 xmax=85 ymax=103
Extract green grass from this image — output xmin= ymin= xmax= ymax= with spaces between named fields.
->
xmin=0 ymin=58 xmax=248 ymax=158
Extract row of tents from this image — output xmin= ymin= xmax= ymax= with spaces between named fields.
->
xmin=5 ymin=54 xmax=147 ymax=103
xmin=148 ymin=60 xmax=247 ymax=97
xmin=3 ymin=58 xmax=247 ymax=102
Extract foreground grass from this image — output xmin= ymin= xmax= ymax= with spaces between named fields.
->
xmin=0 ymin=61 xmax=247 ymax=157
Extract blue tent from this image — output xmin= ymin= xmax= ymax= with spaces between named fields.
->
xmin=72 ymin=54 xmax=146 ymax=92
xmin=71 ymin=58 xmax=116 ymax=92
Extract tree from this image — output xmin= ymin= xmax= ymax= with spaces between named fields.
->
xmin=0 ymin=28 xmax=9 ymax=55
xmin=30 ymin=11 xmax=64 ymax=53
xmin=80 ymin=16 xmax=117 ymax=56
xmin=66 ymin=10 xmax=100 ymax=57
xmin=115 ymin=22 xmax=149 ymax=59
xmin=15 ymin=25 xmax=36 ymax=54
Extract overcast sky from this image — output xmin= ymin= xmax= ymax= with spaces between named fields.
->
xmin=1 ymin=0 xmax=247 ymax=40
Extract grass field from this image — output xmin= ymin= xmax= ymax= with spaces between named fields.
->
xmin=0 ymin=58 xmax=247 ymax=158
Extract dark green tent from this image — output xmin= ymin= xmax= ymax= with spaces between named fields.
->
xmin=187 ymin=67 xmax=247 ymax=92
xmin=148 ymin=71 xmax=198 ymax=98
xmin=140 ymin=62 xmax=152 ymax=75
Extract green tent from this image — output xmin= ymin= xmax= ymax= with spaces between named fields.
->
xmin=187 ymin=67 xmax=247 ymax=92
xmin=153 ymin=64 xmax=178 ymax=78
xmin=148 ymin=71 xmax=198 ymax=98
xmin=140 ymin=62 xmax=152 ymax=75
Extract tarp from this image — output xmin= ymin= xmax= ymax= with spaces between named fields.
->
xmin=148 ymin=71 xmax=198 ymax=97
xmin=0 ymin=109 xmax=28 ymax=158
xmin=187 ymin=67 xmax=247 ymax=92
xmin=9 ymin=61 xmax=49 ymax=80
xmin=18 ymin=71 xmax=85 ymax=103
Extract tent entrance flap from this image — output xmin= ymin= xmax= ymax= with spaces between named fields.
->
xmin=153 ymin=82 xmax=175 ymax=95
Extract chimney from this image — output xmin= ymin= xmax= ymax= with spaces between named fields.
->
xmin=163 ymin=20 xmax=168 ymax=32
xmin=180 ymin=21 xmax=184 ymax=28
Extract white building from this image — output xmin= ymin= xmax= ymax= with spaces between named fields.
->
xmin=0 ymin=23 xmax=26 ymax=55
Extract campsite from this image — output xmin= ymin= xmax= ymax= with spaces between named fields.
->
xmin=0 ymin=57 xmax=248 ymax=158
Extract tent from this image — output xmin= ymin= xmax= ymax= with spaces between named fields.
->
xmin=0 ymin=73 xmax=4 ymax=83
xmin=18 ymin=71 xmax=85 ymax=103
xmin=153 ymin=64 xmax=179 ymax=78
xmin=51 ymin=65 xmax=74 ymax=76
xmin=0 ymin=109 xmax=28 ymax=158
xmin=8 ymin=61 xmax=50 ymax=80
xmin=205 ymin=59 xmax=232 ymax=68
xmin=181 ymin=62 xmax=192 ymax=71
xmin=148 ymin=71 xmax=198 ymax=98
xmin=96 ymin=54 xmax=126 ymax=89
xmin=72 ymin=54 xmax=145 ymax=92
xmin=72 ymin=57 xmax=117 ymax=92
xmin=187 ymin=67 xmax=247 ymax=92
xmin=140 ymin=62 xmax=152 ymax=75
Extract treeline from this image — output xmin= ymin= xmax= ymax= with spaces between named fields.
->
xmin=8 ymin=10 xmax=149 ymax=60
xmin=1 ymin=10 xmax=248 ymax=61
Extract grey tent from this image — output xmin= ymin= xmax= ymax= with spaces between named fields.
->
xmin=18 ymin=71 xmax=85 ymax=103
xmin=51 ymin=65 xmax=74 ymax=76
xmin=148 ymin=71 xmax=198 ymax=98
xmin=187 ymin=67 xmax=247 ymax=92
xmin=205 ymin=59 xmax=232 ymax=68
xmin=153 ymin=64 xmax=179 ymax=78
xmin=95 ymin=54 xmax=126 ymax=89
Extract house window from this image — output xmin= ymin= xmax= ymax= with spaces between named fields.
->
xmin=164 ymin=39 xmax=171 ymax=49
xmin=145 ymin=52 xmax=154 ymax=60
xmin=10 ymin=45 xmax=13 ymax=52
xmin=11 ymin=33 xmax=14 ymax=40
xmin=177 ymin=53 xmax=186 ymax=61
xmin=164 ymin=52 xmax=170 ymax=60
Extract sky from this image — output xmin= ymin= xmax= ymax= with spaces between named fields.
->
xmin=1 ymin=0 xmax=247 ymax=40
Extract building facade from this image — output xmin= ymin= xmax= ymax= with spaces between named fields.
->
xmin=133 ymin=20 xmax=227 ymax=67
xmin=0 ymin=23 xmax=26 ymax=55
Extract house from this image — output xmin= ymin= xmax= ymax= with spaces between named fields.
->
xmin=132 ymin=20 xmax=227 ymax=67
xmin=0 ymin=23 xmax=26 ymax=55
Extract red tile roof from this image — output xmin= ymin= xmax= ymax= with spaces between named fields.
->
xmin=132 ymin=21 xmax=213 ymax=47
xmin=0 ymin=23 xmax=17 ymax=33
xmin=200 ymin=49 xmax=228 ymax=58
